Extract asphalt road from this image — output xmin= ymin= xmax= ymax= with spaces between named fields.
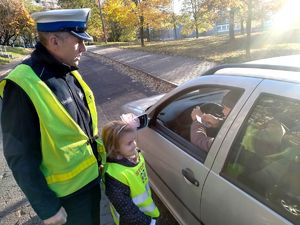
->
xmin=0 ymin=53 xmax=178 ymax=225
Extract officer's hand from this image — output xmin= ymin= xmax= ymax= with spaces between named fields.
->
xmin=43 ymin=207 xmax=67 ymax=225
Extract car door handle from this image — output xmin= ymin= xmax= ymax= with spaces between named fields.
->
xmin=181 ymin=168 xmax=199 ymax=187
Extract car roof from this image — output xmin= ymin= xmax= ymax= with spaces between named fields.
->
xmin=203 ymin=54 xmax=300 ymax=84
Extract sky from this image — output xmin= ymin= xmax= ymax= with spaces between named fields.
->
xmin=173 ymin=0 xmax=183 ymax=14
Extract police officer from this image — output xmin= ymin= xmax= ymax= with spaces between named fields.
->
xmin=0 ymin=8 xmax=103 ymax=225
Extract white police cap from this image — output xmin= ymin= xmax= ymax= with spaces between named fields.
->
xmin=31 ymin=8 xmax=93 ymax=42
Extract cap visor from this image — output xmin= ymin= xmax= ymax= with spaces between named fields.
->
xmin=70 ymin=31 xmax=93 ymax=42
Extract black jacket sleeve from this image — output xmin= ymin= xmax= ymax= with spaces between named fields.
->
xmin=1 ymin=81 xmax=61 ymax=220
xmin=105 ymin=173 xmax=153 ymax=225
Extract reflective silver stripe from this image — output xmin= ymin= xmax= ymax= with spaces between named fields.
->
xmin=150 ymin=219 xmax=156 ymax=225
xmin=132 ymin=190 xmax=149 ymax=205
xmin=140 ymin=202 xmax=156 ymax=213
xmin=146 ymin=183 xmax=150 ymax=192
xmin=132 ymin=183 xmax=150 ymax=205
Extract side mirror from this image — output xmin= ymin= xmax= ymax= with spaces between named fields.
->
xmin=136 ymin=114 xmax=149 ymax=130
xmin=120 ymin=113 xmax=149 ymax=130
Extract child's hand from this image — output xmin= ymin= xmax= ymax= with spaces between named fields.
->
xmin=120 ymin=113 xmax=140 ymax=129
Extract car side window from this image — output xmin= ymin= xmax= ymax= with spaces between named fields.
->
xmin=156 ymin=86 xmax=243 ymax=160
xmin=222 ymin=94 xmax=300 ymax=224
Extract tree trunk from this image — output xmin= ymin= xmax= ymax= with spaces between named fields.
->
xmin=194 ymin=13 xmax=199 ymax=38
xmin=196 ymin=27 xmax=199 ymax=38
xmin=229 ymin=9 xmax=235 ymax=40
xmin=246 ymin=0 xmax=252 ymax=58
xmin=173 ymin=15 xmax=177 ymax=40
xmin=97 ymin=0 xmax=107 ymax=44
xmin=139 ymin=15 xmax=145 ymax=47
xmin=146 ymin=24 xmax=150 ymax=42
xmin=261 ymin=18 xmax=264 ymax=30
xmin=241 ymin=19 xmax=245 ymax=35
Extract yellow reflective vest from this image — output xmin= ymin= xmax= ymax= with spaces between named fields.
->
xmin=0 ymin=64 xmax=106 ymax=197
xmin=106 ymin=152 xmax=159 ymax=225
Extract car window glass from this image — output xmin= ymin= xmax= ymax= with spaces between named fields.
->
xmin=222 ymin=94 xmax=300 ymax=224
xmin=156 ymin=86 xmax=243 ymax=160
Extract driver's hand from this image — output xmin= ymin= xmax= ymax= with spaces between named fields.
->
xmin=191 ymin=106 xmax=203 ymax=121
xmin=202 ymin=114 xmax=221 ymax=128
xmin=43 ymin=207 xmax=67 ymax=225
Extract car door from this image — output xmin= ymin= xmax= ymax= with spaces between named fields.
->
xmin=201 ymin=79 xmax=300 ymax=225
xmin=137 ymin=75 xmax=261 ymax=225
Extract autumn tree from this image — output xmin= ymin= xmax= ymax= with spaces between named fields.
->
xmin=58 ymin=0 xmax=103 ymax=41
xmin=244 ymin=0 xmax=285 ymax=58
xmin=102 ymin=0 xmax=137 ymax=42
xmin=181 ymin=0 xmax=215 ymax=38
xmin=203 ymin=0 xmax=246 ymax=40
xmin=102 ymin=0 xmax=171 ymax=45
xmin=253 ymin=0 xmax=285 ymax=29
xmin=227 ymin=1 xmax=245 ymax=40
xmin=142 ymin=0 xmax=172 ymax=42
xmin=131 ymin=0 xmax=172 ymax=46
xmin=22 ymin=0 xmax=43 ymax=46
xmin=0 ymin=0 xmax=34 ymax=46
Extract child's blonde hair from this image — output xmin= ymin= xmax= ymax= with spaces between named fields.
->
xmin=102 ymin=120 xmax=136 ymax=159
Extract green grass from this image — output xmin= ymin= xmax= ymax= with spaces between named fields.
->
xmin=97 ymin=30 xmax=300 ymax=63
xmin=3 ymin=30 xmax=299 ymax=66
xmin=92 ymin=41 xmax=139 ymax=47
xmin=0 ymin=47 xmax=32 ymax=65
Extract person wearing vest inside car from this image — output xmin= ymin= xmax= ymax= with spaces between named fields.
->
xmin=0 ymin=8 xmax=105 ymax=225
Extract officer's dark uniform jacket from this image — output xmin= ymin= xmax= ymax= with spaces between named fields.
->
xmin=1 ymin=42 xmax=99 ymax=219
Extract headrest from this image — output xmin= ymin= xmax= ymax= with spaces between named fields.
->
xmin=222 ymin=90 xmax=241 ymax=109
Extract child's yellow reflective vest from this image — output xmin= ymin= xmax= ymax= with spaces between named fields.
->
xmin=106 ymin=153 xmax=160 ymax=224
xmin=0 ymin=64 xmax=106 ymax=197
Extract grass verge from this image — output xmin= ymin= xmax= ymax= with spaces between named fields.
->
xmin=97 ymin=30 xmax=300 ymax=63
xmin=0 ymin=46 xmax=32 ymax=65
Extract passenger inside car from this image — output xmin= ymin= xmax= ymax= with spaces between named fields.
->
xmin=190 ymin=89 xmax=241 ymax=152
xmin=224 ymin=115 xmax=300 ymax=222
xmin=238 ymin=119 xmax=287 ymax=195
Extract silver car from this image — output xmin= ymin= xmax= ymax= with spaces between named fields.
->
xmin=123 ymin=55 xmax=300 ymax=225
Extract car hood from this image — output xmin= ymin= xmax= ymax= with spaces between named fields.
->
xmin=122 ymin=94 xmax=165 ymax=115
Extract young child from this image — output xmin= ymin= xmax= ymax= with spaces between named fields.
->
xmin=102 ymin=120 xmax=160 ymax=225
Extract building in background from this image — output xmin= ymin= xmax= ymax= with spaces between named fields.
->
xmin=33 ymin=0 xmax=59 ymax=9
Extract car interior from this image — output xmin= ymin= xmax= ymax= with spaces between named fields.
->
xmin=157 ymin=89 xmax=227 ymax=141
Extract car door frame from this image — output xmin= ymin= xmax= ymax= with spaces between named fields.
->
xmin=141 ymin=75 xmax=262 ymax=224
xmin=201 ymin=79 xmax=300 ymax=225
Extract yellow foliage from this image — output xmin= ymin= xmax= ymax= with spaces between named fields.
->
xmin=0 ymin=0 xmax=35 ymax=39
xmin=103 ymin=0 xmax=172 ymax=30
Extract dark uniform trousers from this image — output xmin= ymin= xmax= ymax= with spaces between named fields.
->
xmin=61 ymin=184 xmax=101 ymax=225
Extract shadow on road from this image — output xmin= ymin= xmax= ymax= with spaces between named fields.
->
xmin=21 ymin=216 xmax=42 ymax=225
xmin=0 ymin=198 xmax=27 ymax=218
